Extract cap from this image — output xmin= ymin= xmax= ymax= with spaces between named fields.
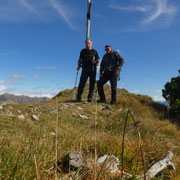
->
xmin=105 ymin=44 xmax=112 ymax=48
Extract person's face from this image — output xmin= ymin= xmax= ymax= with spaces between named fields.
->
xmin=105 ymin=47 xmax=112 ymax=53
xmin=86 ymin=40 xmax=92 ymax=49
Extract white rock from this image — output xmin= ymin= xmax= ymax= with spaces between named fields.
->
xmin=0 ymin=106 xmax=3 ymax=110
xmin=17 ymin=110 xmax=22 ymax=113
xmin=79 ymin=114 xmax=89 ymax=119
xmin=31 ymin=115 xmax=39 ymax=121
xmin=50 ymin=132 xmax=56 ymax=137
xmin=18 ymin=114 xmax=25 ymax=120
xmin=97 ymin=155 xmax=120 ymax=174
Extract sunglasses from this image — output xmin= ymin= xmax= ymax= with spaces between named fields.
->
xmin=105 ymin=48 xmax=110 ymax=51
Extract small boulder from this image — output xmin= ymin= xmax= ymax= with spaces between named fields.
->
xmin=62 ymin=151 xmax=83 ymax=171
xmin=18 ymin=114 xmax=25 ymax=120
xmin=17 ymin=110 xmax=22 ymax=114
xmin=31 ymin=115 xmax=39 ymax=121
xmin=97 ymin=155 xmax=120 ymax=173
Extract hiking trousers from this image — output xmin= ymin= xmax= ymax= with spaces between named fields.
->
xmin=97 ymin=71 xmax=118 ymax=102
xmin=77 ymin=70 xmax=96 ymax=100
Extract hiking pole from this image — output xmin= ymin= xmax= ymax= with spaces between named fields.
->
xmin=73 ymin=71 xmax=79 ymax=100
xmin=86 ymin=0 xmax=92 ymax=40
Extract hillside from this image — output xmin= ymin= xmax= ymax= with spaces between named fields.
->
xmin=0 ymin=93 xmax=49 ymax=105
xmin=0 ymin=85 xmax=180 ymax=179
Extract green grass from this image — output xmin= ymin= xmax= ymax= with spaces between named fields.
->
xmin=0 ymin=86 xmax=180 ymax=179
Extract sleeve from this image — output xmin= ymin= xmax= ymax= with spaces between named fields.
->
xmin=78 ymin=50 xmax=83 ymax=67
xmin=100 ymin=56 xmax=105 ymax=74
xmin=94 ymin=50 xmax=99 ymax=66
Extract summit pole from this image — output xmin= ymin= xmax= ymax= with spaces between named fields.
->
xmin=86 ymin=0 xmax=92 ymax=40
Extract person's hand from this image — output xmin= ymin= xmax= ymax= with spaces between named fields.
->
xmin=114 ymin=68 xmax=119 ymax=75
xmin=92 ymin=59 xmax=96 ymax=65
xmin=77 ymin=66 xmax=80 ymax=72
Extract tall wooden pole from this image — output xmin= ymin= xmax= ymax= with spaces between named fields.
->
xmin=86 ymin=0 xmax=92 ymax=40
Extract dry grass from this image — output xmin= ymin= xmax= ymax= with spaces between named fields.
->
xmin=0 ymin=85 xmax=180 ymax=179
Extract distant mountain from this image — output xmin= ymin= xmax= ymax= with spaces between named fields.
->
xmin=0 ymin=93 xmax=49 ymax=105
xmin=157 ymin=101 xmax=168 ymax=106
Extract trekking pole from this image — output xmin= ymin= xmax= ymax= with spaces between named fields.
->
xmin=73 ymin=71 xmax=79 ymax=100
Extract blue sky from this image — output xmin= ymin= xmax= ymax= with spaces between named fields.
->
xmin=0 ymin=0 xmax=180 ymax=101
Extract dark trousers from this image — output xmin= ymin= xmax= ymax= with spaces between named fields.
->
xmin=97 ymin=71 xmax=118 ymax=102
xmin=77 ymin=70 xmax=96 ymax=100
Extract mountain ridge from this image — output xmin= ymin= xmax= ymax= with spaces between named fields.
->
xmin=0 ymin=93 xmax=49 ymax=105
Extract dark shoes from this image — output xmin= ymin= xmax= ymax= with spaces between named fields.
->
xmin=110 ymin=101 xmax=116 ymax=105
xmin=97 ymin=99 xmax=106 ymax=103
xmin=76 ymin=98 xmax=82 ymax=102
xmin=88 ymin=98 xmax=92 ymax=102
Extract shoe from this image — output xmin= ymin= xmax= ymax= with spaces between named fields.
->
xmin=76 ymin=98 xmax=82 ymax=102
xmin=97 ymin=99 xmax=106 ymax=103
xmin=110 ymin=101 xmax=116 ymax=105
xmin=88 ymin=98 xmax=92 ymax=102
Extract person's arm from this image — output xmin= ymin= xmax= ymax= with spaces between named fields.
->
xmin=92 ymin=50 xmax=99 ymax=65
xmin=77 ymin=50 xmax=83 ymax=72
xmin=99 ymin=56 xmax=105 ymax=77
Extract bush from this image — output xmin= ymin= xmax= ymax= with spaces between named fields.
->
xmin=162 ymin=70 xmax=180 ymax=119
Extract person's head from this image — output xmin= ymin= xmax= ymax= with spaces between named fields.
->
xmin=105 ymin=44 xmax=112 ymax=53
xmin=85 ymin=39 xmax=92 ymax=50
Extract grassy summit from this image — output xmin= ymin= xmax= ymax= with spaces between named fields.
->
xmin=0 ymin=85 xmax=180 ymax=179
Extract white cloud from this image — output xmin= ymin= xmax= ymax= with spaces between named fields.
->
xmin=152 ymin=95 xmax=165 ymax=102
xmin=154 ymin=90 xmax=162 ymax=94
xmin=0 ymin=86 xmax=8 ymax=93
xmin=0 ymin=0 xmax=76 ymax=30
xmin=109 ymin=4 xmax=149 ymax=12
xmin=109 ymin=0 xmax=177 ymax=29
xmin=32 ymin=74 xmax=40 ymax=80
xmin=130 ymin=90 xmax=140 ymax=94
xmin=36 ymin=65 xmax=56 ymax=70
xmin=18 ymin=0 xmax=44 ymax=20
xmin=0 ymin=80 xmax=5 ymax=85
xmin=12 ymin=73 xmax=25 ymax=80
xmin=48 ymin=0 xmax=76 ymax=30
xmin=142 ymin=0 xmax=177 ymax=25
xmin=14 ymin=92 xmax=54 ymax=98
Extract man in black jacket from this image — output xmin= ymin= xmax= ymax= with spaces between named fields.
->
xmin=76 ymin=39 xmax=99 ymax=102
xmin=97 ymin=44 xmax=124 ymax=105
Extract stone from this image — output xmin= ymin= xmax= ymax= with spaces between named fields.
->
xmin=97 ymin=155 xmax=120 ymax=173
xmin=79 ymin=114 xmax=89 ymax=119
xmin=62 ymin=151 xmax=83 ymax=171
xmin=146 ymin=151 xmax=176 ymax=179
xmin=31 ymin=115 xmax=39 ymax=121
xmin=18 ymin=114 xmax=25 ymax=120
xmin=50 ymin=132 xmax=56 ymax=137
xmin=101 ymin=105 xmax=113 ymax=111
xmin=0 ymin=106 xmax=3 ymax=110
xmin=17 ymin=110 xmax=22 ymax=114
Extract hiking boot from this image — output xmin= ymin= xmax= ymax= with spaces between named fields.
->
xmin=110 ymin=101 xmax=116 ymax=105
xmin=88 ymin=98 xmax=92 ymax=102
xmin=76 ymin=98 xmax=82 ymax=102
xmin=97 ymin=99 xmax=106 ymax=103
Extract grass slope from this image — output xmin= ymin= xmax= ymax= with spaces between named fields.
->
xmin=0 ymin=85 xmax=180 ymax=179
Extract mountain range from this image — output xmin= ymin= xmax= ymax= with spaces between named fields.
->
xmin=0 ymin=93 xmax=49 ymax=105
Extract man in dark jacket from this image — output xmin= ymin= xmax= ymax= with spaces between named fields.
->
xmin=97 ymin=44 xmax=124 ymax=105
xmin=76 ymin=39 xmax=99 ymax=102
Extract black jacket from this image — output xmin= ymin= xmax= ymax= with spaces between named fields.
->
xmin=100 ymin=51 xmax=124 ymax=74
xmin=78 ymin=48 xmax=99 ymax=72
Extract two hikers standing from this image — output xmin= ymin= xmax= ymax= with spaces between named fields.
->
xmin=76 ymin=40 xmax=124 ymax=104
